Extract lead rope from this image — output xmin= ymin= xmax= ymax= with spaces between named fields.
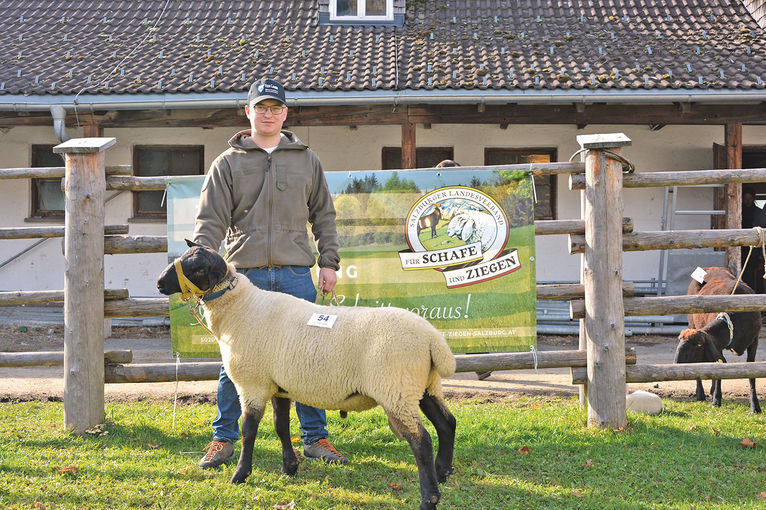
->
xmin=320 ymin=289 xmax=341 ymax=306
xmin=732 ymin=226 xmax=766 ymax=296
xmin=172 ymin=352 xmax=180 ymax=430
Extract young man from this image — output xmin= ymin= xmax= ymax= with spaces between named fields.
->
xmin=193 ymin=77 xmax=347 ymax=468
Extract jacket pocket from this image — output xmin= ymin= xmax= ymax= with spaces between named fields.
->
xmin=275 ymin=164 xmax=288 ymax=191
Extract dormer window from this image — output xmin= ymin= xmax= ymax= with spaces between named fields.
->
xmin=330 ymin=0 xmax=393 ymax=22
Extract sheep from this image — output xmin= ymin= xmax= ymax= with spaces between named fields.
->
xmin=674 ymin=267 xmax=761 ymax=413
xmin=156 ymin=240 xmax=457 ymax=509
xmin=445 ymin=210 xmax=495 ymax=251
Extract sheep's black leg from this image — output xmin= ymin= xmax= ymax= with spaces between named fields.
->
xmin=386 ymin=412 xmax=440 ymax=510
xmin=746 ymin=342 xmax=761 ymax=414
xmin=230 ymin=405 xmax=264 ymax=484
xmin=272 ymin=397 xmax=299 ymax=475
xmin=419 ymin=394 xmax=456 ymax=484
xmin=711 ymin=356 xmax=725 ymax=408
xmin=694 ymin=379 xmax=706 ymax=401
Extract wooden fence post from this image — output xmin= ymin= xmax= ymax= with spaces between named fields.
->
xmin=579 ymin=133 xmax=631 ymax=429
xmin=54 ymin=137 xmax=116 ymax=433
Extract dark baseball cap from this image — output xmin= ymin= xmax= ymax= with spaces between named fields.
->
xmin=248 ymin=78 xmax=286 ymax=106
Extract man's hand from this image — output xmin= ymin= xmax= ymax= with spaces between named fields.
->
xmin=318 ymin=267 xmax=338 ymax=294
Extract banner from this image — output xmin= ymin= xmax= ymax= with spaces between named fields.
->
xmin=167 ymin=168 xmax=536 ymax=357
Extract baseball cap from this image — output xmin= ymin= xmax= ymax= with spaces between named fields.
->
xmin=248 ymin=78 xmax=286 ymax=106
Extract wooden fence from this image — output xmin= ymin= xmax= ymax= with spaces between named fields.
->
xmin=2 ymin=135 xmax=766 ymax=432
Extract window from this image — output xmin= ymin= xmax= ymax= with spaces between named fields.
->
xmin=382 ymin=147 xmax=454 ymax=170
xmin=30 ymin=145 xmax=65 ymax=218
xmin=330 ymin=0 xmax=393 ymax=20
xmin=485 ymin=148 xmax=557 ymax=220
xmin=133 ymin=146 xmax=204 ymax=219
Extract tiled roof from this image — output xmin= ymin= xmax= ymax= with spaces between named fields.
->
xmin=0 ymin=0 xmax=764 ymax=99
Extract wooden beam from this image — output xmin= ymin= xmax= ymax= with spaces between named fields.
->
xmin=2 ymin=103 xmax=761 ymax=130
xmin=579 ymin=133 xmax=631 ymax=429
xmin=536 ymin=282 xmax=634 ymax=300
xmin=725 ymin=123 xmax=743 ymax=275
xmin=569 ymin=228 xmax=766 ymax=253
xmin=401 ymin=121 xmax=416 ymax=169
xmin=570 ymin=293 xmax=766 ymax=319
xmin=0 ymin=225 xmax=128 ymax=239
xmin=0 ymin=288 xmax=129 ymax=305
xmin=0 ymin=350 xmax=132 ymax=367
xmin=103 ymin=298 xmax=169 ymax=318
xmin=536 ymin=217 xmax=633 ymax=235
xmin=572 ymin=362 xmax=766 ymax=384
xmin=55 ymin=137 xmax=112 ymax=433
xmin=569 ymin=167 xmax=766 ymax=190
xmin=104 ymin=235 xmax=167 ymax=254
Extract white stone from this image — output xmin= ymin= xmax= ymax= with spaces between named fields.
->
xmin=626 ymin=390 xmax=663 ymax=415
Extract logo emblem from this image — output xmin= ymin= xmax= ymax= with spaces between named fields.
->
xmin=400 ymin=186 xmax=520 ymax=288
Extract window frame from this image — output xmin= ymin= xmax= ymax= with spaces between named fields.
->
xmin=132 ymin=145 xmax=204 ymax=220
xmin=381 ymin=146 xmax=455 ymax=170
xmin=329 ymin=0 xmax=394 ymax=21
xmin=484 ymin=147 xmax=558 ymax=220
xmin=30 ymin=144 xmax=65 ymax=219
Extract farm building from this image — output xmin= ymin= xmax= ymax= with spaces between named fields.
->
xmin=1 ymin=0 xmax=765 ymax=297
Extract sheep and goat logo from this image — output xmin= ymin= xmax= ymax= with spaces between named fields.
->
xmin=400 ymin=186 xmax=520 ymax=288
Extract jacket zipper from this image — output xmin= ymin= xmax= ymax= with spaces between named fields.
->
xmin=266 ymin=153 xmax=273 ymax=267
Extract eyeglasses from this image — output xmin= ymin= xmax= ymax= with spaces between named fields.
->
xmin=253 ymin=104 xmax=285 ymax=115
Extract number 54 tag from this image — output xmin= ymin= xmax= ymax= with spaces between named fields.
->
xmin=307 ymin=313 xmax=337 ymax=328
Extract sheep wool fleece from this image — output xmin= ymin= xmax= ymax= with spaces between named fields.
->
xmin=205 ymin=264 xmax=456 ymax=435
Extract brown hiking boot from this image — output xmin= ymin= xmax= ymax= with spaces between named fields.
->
xmin=199 ymin=440 xmax=235 ymax=469
xmin=303 ymin=438 xmax=349 ymax=465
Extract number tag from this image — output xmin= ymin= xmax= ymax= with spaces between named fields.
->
xmin=307 ymin=313 xmax=337 ymax=329
xmin=690 ymin=266 xmax=707 ymax=284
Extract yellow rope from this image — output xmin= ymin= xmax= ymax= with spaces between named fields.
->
xmin=731 ymin=226 xmax=766 ymax=295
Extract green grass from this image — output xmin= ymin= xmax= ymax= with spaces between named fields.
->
xmin=1 ymin=397 xmax=764 ymax=509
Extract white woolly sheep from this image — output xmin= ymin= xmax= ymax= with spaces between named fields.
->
xmin=446 ymin=210 xmax=495 ymax=251
xmin=157 ymin=240 xmax=457 ymax=510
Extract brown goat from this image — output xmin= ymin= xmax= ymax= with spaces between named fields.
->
xmin=674 ymin=267 xmax=761 ymax=413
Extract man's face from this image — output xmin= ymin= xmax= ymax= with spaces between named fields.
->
xmin=744 ymin=192 xmax=756 ymax=208
xmin=245 ymin=99 xmax=287 ymax=138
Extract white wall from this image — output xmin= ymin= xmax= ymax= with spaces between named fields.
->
xmin=1 ymin=122 xmax=764 ymax=295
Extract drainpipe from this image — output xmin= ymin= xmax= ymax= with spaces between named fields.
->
xmin=50 ymin=105 xmax=70 ymax=142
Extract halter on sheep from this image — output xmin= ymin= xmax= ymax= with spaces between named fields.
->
xmin=157 ymin=240 xmax=457 ymax=510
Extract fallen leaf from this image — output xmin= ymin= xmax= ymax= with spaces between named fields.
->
xmin=179 ymin=432 xmax=190 ymax=438
xmin=32 ymin=503 xmax=45 ymax=510
xmin=291 ymin=435 xmax=301 ymax=444
xmin=129 ymin=437 xmax=138 ymax=442
xmin=572 ymin=491 xmax=583 ymax=498
xmin=518 ymin=446 xmax=530 ymax=455
xmin=147 ymin=443 xmax=160 ymax=449
xmin=759 ymin=492 xmax=766 ymax=500
xmin=388 ymin=482 xmax=402 ymax=490
xmin=712 ymin=427 xmax=721 ymax=436
xmin=740 ymin=437 xmax=758 ymax=449
xmin=581 ymin=459 xmax=593 ymax=468
xmin=530 ymin=403 xmax=541 ymax=409
xmin=100 ymin=431 xmax=109 ymax=436
xmin=59 ymin=466 xmax=79 ymax=477
xmin=688 ymin=425 xmax=696 ymax=432
xmin=273 ymin=501 xmax=295 ymax=509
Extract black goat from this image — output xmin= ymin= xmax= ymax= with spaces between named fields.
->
xmin=674 ymin=267 xmax=761 ymax=413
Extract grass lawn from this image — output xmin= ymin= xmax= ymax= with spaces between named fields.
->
xmin=1 ymin=396 xmax=764 ymax=509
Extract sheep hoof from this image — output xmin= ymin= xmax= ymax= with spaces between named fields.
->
xmin=281 ymin=463 xmax=299 ymax=476
xmin=751 ymin=404 xmax=762 ymax=414
xmin=437 ymin=466 xmax=454 ymax=484
xmin=230 ymin=470 xmax=250 ymax=484
xmin=712 ymin=399 xmax=722 ymax=408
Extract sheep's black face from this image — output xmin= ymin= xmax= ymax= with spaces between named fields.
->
xmin=156 ymin=239 xmax=228 ymax=296
xmin=674 ymin=329 xmax=706 ymax=364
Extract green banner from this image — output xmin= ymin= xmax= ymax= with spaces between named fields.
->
xmin=167 ymin=168 xmax=536 ymax=357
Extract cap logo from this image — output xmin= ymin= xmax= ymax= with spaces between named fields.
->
xmin=258 ymin=84 xmax=265 ymax=93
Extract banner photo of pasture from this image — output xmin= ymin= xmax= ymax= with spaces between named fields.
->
xmin=166 ymin=168 xmax=536 ymax=357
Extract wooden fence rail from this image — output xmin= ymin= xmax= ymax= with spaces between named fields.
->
xmin=570 ymin=294 xmax=766 ymax=319
xmin=0 ymin=289 xmax=128 ymax=305
xmin=103 ymin=348 xmax=636 ymax=384
xmin=0 ymin=165 xmax=131 ymax=179
xmin=572 ymin=361 xmax=766 ymax=384
xmin=1 ymin=350 xmax=132 ymax=367
xmin=0 ymin=225 xmax=128 ymax=240
xmin=570 ymin=167 xmax=766 ymax=190
xmin=569 ymin=228 xmax=766 ymax=253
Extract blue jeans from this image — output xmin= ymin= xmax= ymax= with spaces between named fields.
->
xmin=212 ymin=265 xmax=329 ymax=446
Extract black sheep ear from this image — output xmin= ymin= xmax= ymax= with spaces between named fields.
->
xmin=704 ymin=337 xmax=725 ymax=363
xmin=206 ymin=253 xmax=228 ymax=289
xmin=185 ymin=238 xmax=198 ymax=248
